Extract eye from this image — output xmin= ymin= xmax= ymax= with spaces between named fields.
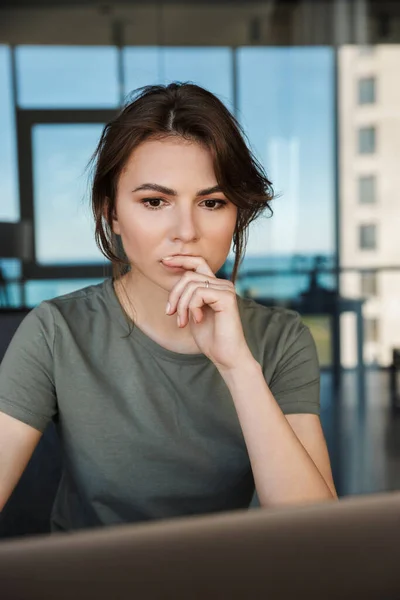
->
xmin=140 ymin=198 xmax=228 ymax=211
xmin=141 ymin=198 xmax=165 ymax=210
xmin=202 ymin=200 xmax=227 ymax=210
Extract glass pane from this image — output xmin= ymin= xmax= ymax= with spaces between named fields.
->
xmin=359 ymin=46 xmax=375 ymax=56
xmin=358 ymin=126 xmax=376 ymax=153
xmin=32 ymin=124 xmax=107 ymax=265
xmin=0 ymin=46 xmax=19 ymax=221
xmin=359 ymin=224 xmax=377 ymax=250
xmin=364 ymin=317 xmax=379 ymax=344
xmin=359 ymin=175 xmax=376 ymax=204
xmin=25 ymin=279 xmax=105 ymax=307
xmin=163 ymin=47 xmax=233 ymax=108
xmin=358 ymin=77 xmax=376 ymax=104
xmin=301 ymin=315 xmax=332 ymax=368
xmin=123 ymin=47 xmax=160 ymax=92
xmin=0 ymin=259 xmax=21 ymax=308
xmin=123 ymin=47 xmax=233 ymax=110
xmin=16 ymin=46 xmax=120 ymax=108
xmin=236 ymin=47 xmax=335 ymax=299
xmin=360 ymin=271 xmax=377 ymax=297
xmin=225 ymin=254 xmax=336 ymax=300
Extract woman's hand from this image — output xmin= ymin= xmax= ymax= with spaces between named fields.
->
xmin=162 ymin=255 xmax=255 ymax=372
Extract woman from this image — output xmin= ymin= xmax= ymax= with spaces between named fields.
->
xmin=0 ymin=82 xmax=337 ymax=534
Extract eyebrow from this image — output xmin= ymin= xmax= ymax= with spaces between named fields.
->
xmin=132 ymin=183 xmax=223 ymax=197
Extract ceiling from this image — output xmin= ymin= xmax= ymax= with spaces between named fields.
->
xmin=0 ymin=0 xmax=282 ymax=6
xmin=1 ymin=0 xmax=400 ymax=46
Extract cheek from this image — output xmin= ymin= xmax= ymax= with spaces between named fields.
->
xmin=118 ymin=208 xmax=157 ymax=240
xmin=211 ymin=212 xmax=237 ymax=240
xmin=118 ymin=218 xmax=161 ymax=260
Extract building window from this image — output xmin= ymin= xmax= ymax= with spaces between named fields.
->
xmin=15 ymin=46 xmax=120 ymax=108
xmin=359 ymin=175 xmax=376 ymax=204
xmin=359 ymin=224 xmax=377 ymax=250
xmin=360 ymin=271 xmax=377 ymax=296
xmin=359 ymin=45 xmax=375 ymax=56
xmin=358 ymin=126 xmax=376 ymax=153
xmin=364 ymin=318 xmax=379 ymax=343
xmin=358 ymin=77 xmax=376 ymax=104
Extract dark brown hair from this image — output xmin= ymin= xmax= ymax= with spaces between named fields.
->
xmin=88 ymin=82 xmax=274 ymax=325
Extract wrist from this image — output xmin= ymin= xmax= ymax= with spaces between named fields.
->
xmin=217 ymin=356 xmax=262 ymax=387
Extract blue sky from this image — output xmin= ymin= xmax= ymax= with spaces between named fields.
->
xmin=0 ymin=45 xmax=335 ymax=266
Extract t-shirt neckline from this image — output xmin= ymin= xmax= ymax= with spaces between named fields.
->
xmin=103 ymin=277 xmax=210 ymax=364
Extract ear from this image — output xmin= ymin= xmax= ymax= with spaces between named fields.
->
xmin=104 ymin=198 xmax=121 ymax=235
xmin=111 ymin=210 xmax=121 ymax=236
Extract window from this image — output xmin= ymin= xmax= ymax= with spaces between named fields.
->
xmin=359 ymin=224 xmax=377 ymax=250
xmin=15 ymin=46 xmax=120 ymax=108
xmin=358 ymin=45 xmax=375 ymax=56
xmin=358 ymin=77 xmax=376 ymax=104
xmin=0 ymin=259 xmax=21 ymax=308
xmin=32 ymin=124 xmax=106 ymax=265
xmin=358 ymin=126 xmax=376 ymax=153
xmin=237 ymin=47 xmax=335 ymax=258
xmin=0 ymin=46 xmax=19 ymax=221
xmin=360 ymin=271 xmax=377 ymax=296
xmin=123 ymin=47 xmax=233 ymax=110
xmin=364 ymin=318 xmax=379 ymax=343
xmin=25 ymin=279 xmax=104 ymax=307
xmin=359 ymin=175 xmax=376 ymax=204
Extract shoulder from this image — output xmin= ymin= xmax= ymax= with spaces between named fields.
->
xmin=13 ymin=279 xmax=113 ymax=346
xmin=236 ymin=293 xmax=307 ymax=343
xmin=45 ymin=279 xmax=109 ymax=308
xmin=35 ymin=279 xmax=111 ymax=322
xmin=235 ymin=293 xmax=316 ymax=372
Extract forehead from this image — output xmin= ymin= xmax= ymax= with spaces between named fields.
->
xmin=121 ymin=138 xmax=216 ymax=179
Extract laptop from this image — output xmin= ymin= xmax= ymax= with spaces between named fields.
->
xmin=0 ymin=490 xmax=399 ymax=599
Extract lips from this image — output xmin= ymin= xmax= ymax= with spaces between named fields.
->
xmin=162 ymin=254 xmax=199 ymax=260
xmin=161 ymin=263 xmax=185 ymax=271
xmin=160 ymin=255 xmax=201 ymax=272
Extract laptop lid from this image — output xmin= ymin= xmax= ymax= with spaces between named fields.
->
xmin=0 ymin=490 xmax=399 ymax=599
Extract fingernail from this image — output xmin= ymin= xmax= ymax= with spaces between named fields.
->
xmin=163 ymin=256 xmax=174 ymax=261
xmin=166 ymin=302 xmax=171 ymax=314
xmin=177 ymin=315 xmax=181 ymax=327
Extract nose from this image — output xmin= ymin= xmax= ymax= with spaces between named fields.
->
xmin=171 ymin=204 xmax=199 ymax=243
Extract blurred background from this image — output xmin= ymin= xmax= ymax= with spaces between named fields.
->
xmin=0 ymin=0 xmax=400 ymax=536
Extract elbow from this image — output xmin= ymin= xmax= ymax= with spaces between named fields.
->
xmin=259 ymin=486 xmax=339 ymax=509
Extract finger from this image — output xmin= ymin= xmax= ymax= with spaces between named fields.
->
xmin=187 ymin=287 xmax=236 ymax=325
xmin=168 ymin=271 xmax=225 ymax=315
xmin=177 ymin=282 xmax=233 ymax=327
xmin=161 ymin=255 xmax=215 ymax=278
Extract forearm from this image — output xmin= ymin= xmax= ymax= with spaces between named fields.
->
xmin=219 ymin=359 xmax=336 ymax=508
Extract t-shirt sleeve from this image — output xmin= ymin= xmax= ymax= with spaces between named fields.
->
xmin=0 ymin=302 xmax=57 ymax=433
xmin=268 ymin=314 xmax=321 ymax=416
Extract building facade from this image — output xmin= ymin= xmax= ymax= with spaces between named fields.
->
xmin=339 ymin=45 xmax=400 ymax=367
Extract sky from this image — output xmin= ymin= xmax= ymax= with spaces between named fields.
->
xmin=0 ymin=44 xmax=335 ymax=266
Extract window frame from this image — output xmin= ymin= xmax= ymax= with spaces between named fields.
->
xmin=16 ymin=109 xmax=117 ymax=281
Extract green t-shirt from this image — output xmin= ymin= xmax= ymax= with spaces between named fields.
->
xmin=0 ymin=277 xmax=320 ymax=532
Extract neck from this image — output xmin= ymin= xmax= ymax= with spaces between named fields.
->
xmin=114 ymin=269 xmax=195 ymax=343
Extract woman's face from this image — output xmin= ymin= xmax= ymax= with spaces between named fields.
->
xmin=112 ymin=137 xmax=238 ymax=289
